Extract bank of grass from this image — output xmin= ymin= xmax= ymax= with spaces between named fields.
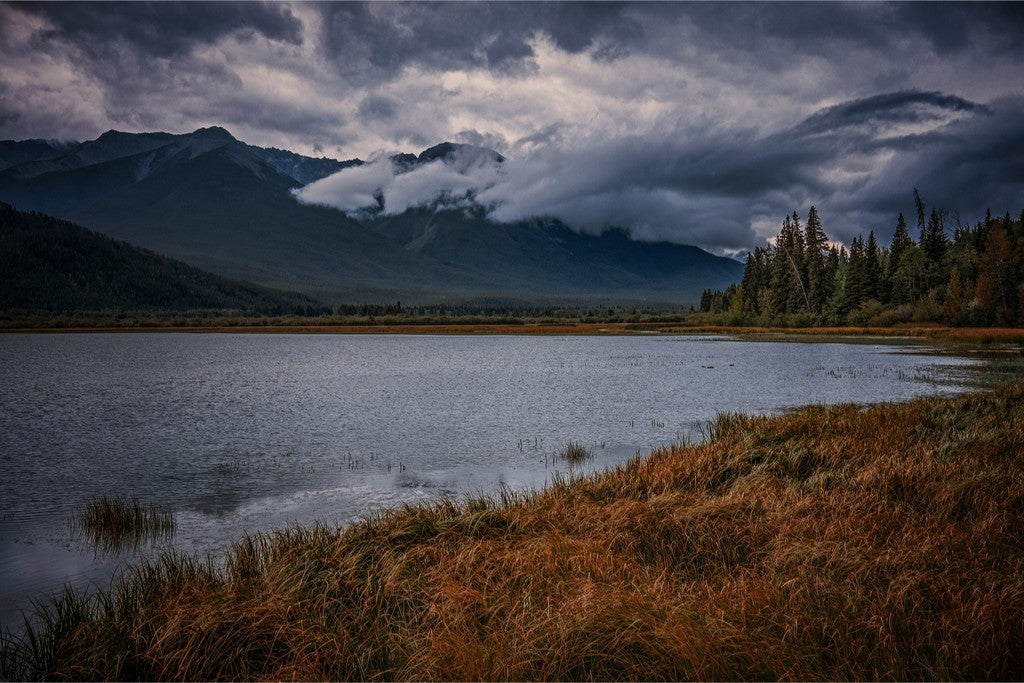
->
xmin=4 ymin=385 xmax=1024 ymax=680
xmin=75 ymin=495 xmax=175 ymax=551
xmin=4 ymin=312 xmax=1024 ymax=347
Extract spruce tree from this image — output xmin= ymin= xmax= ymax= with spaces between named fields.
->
xmin=844 ymin=235 xmax=866 ymax=312
xmin=889 ymin=213 xmax=913 ymax=270
xmin=740 ymin=247 xmax=771 ymax=317
xmin=921 ymin=208 xmax=949 ymax=289
xmin=770 ymin=214 xmax=809 ymax=315
xmin=864 ymin=231 xmax=882 ymax=301
xmin=884 ymin=213 xmax=913 ymax=304
xmin=804 ymin=206 xmax=829 ymax=314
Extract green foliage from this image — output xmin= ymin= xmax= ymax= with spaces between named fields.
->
xmin=702 ymin=193 xmax=1024 ymax=328
xmin=805 ymin=205 xmax=832 ymax=314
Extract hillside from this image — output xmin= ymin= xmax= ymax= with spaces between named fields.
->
xmin=0 ymin=128 xmax=743 ymax=305
xmin=0 ymin=203 xmax=327 ymax=315
xmin=3 ymin=382 xmax=1022 ymax=679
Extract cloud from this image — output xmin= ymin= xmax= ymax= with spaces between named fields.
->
xmin=296 ymin=89 xmax=1021 ymax=254
xmin=315 ymin=2 xmax=640 ymax=83
xmin=298 ymin=145 xmax=506 ymax=217
xmin=1 ymin=2 xmax=1022 ymax=255
xmin=18 ymin=1 xmax=303 ymax=58
xmin=357 ymin=95 xmax=398 ymax=122
xmin=793 ymin=91 xmax=989 ymax=138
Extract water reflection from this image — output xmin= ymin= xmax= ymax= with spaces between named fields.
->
xmin=0 ymin=332 xmax=985 ymax=627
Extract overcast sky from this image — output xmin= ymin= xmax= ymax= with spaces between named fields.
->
xmin=1 ymin=1 xmax=1022 ymax=254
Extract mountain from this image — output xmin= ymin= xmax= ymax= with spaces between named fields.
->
xmin=0 ymin=127 xmax=743 ymax=305
xmin=250 ymin=145 xmax=362 ymax=185
xmin=0 ymin=202 xmax=327 ymax=314
xmin=0 ymin=139 xmax=78 ymax=172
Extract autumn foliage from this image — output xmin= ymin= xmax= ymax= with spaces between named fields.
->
xmin=4 ymin=385 xmax=1024 ymax=680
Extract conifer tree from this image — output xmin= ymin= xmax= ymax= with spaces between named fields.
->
xmin=884 ymin=213 xmax=914 ymax=304
xmin=864 ymin=231 xmax=882 ymax=301
xmin=770 ymin=214 xmax=809 ymax=315
xmin=844 ymin=235 xmax=866 ymax=312
xmin=804 ymin=206 xmax=829 ymax=314
xmin=825 ymin=245 xmax=841 ymax=298
xmin=888 ymin=213 xmax=913 ymax=272
xmin=740 ymin=247 xmax=772 ymax=316
xmin=921 ymin=208 xmax=949 ymax=288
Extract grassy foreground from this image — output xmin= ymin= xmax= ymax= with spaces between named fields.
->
xmin=5 ymin=386 xmax=1024 ymax=680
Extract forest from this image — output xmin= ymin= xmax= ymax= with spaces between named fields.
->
xmin=0 ymin=203 xmax=330 ymax=316
xmin=701 ymin=191 xmax=1024 ymax=328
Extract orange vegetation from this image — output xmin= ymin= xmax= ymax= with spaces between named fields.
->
xmin=4 ymin=384 xmax=1023 ymax=680
xmin=8 ymin=319 xmax=1024 ymax=345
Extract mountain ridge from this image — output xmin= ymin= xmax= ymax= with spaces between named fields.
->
xmin=0 ymin=202 xmax=328 ymax=314
xmin=0 ymin=127 xmax=743 ymax=305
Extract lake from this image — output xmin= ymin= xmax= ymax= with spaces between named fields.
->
xmin=0 ymin=332 xmax=985 ymax=628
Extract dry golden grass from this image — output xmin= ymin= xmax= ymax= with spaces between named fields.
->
xmin=7 ymin=319 xmax=1024 ymax=346
xmin=4 ymin=385 xmax=1024 ymax=680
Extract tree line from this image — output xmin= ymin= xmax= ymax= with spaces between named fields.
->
xmin=700 ymin=192 xmax=1024 ymax=327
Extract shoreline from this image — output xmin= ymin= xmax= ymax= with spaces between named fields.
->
xmin=3 ymin=381 xmax=1023 ymax=680
xmin=4 ymin=320 xmax=1024 ymax=345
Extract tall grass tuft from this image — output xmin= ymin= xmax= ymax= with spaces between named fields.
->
xmin=559 ymin=440 xmax=593 ymax=465
xmin=5 ymin=383 xmax=1024 ymax=680
xmin=75 ymin=495 xmax=175 ymax=551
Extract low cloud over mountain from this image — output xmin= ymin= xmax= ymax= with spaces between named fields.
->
xmin=298 ymin=90 xmax=1022 ymax=255
xmin=2 ymin=2 xmax=1022 ymax=254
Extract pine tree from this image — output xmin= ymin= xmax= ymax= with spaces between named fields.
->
xmin=824 ymin=247 xmax=849 ymax=322
xmin=740 ymin=247 xmax=772 ymax=317
xmin=804 ymin=205 xmax=829 ymax=314
xmin=921 ymin=208 xmax=949 ymax=289
xmin=770 ymin=215 xmax=809 ymax=315
xmin=844 ymin=235 xmax=866 ymax=312
xmin=864 ymin=231 xmax=882 ymax=301
xmin=884 ymin=213 xmax=914 ymax=304
xmin=825 ymin=245 xmax=841 ymax=300
xmin=888 ymin=213 xmax=913 ymax=271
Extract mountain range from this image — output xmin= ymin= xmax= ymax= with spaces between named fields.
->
xmin=0 ymin=127 xmax=742 ymax=306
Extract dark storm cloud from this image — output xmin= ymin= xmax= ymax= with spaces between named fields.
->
xmin=299 ymin=89 xmax=1022 ymax=252
xmin=357 ymin=95 xmax=398 ymax=122
xmin=890 ymin=1 xmax=1024 ymax=55
xmin=828 ymin=96 xmax=1024 ymax=236
xmin=316 ymin=1 xmax=639 ymax=81
xmin=309 ymin=2 xmax=1024 ymax=81
xmin=19 ymin=1 xmax=303 ymax=58
xmin=794 ymin=91 xmax=989 ymax=137
xmin=1 ymin=1 xmax=1021 ymax=254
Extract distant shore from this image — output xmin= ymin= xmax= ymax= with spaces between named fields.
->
xmin=4 ymin=316 xmax=1024 ymax=346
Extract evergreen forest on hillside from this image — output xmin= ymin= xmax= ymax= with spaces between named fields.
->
xmin=701 ymin=191 xmax=1024 ymax=327
xmin=0 ymin=203 xmax=329 ymax=316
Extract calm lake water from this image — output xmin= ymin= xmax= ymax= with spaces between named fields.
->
xmin=0 ymin=333 xmax=985 ymax=628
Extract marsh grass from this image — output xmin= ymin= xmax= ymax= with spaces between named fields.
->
xmin=5 ymin=384 xmax=1024 ymax=680
xmin=74 ymin=495 xmax=175 ymax=551
xmin=558 ymin=440 xmax=593 ymax=465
